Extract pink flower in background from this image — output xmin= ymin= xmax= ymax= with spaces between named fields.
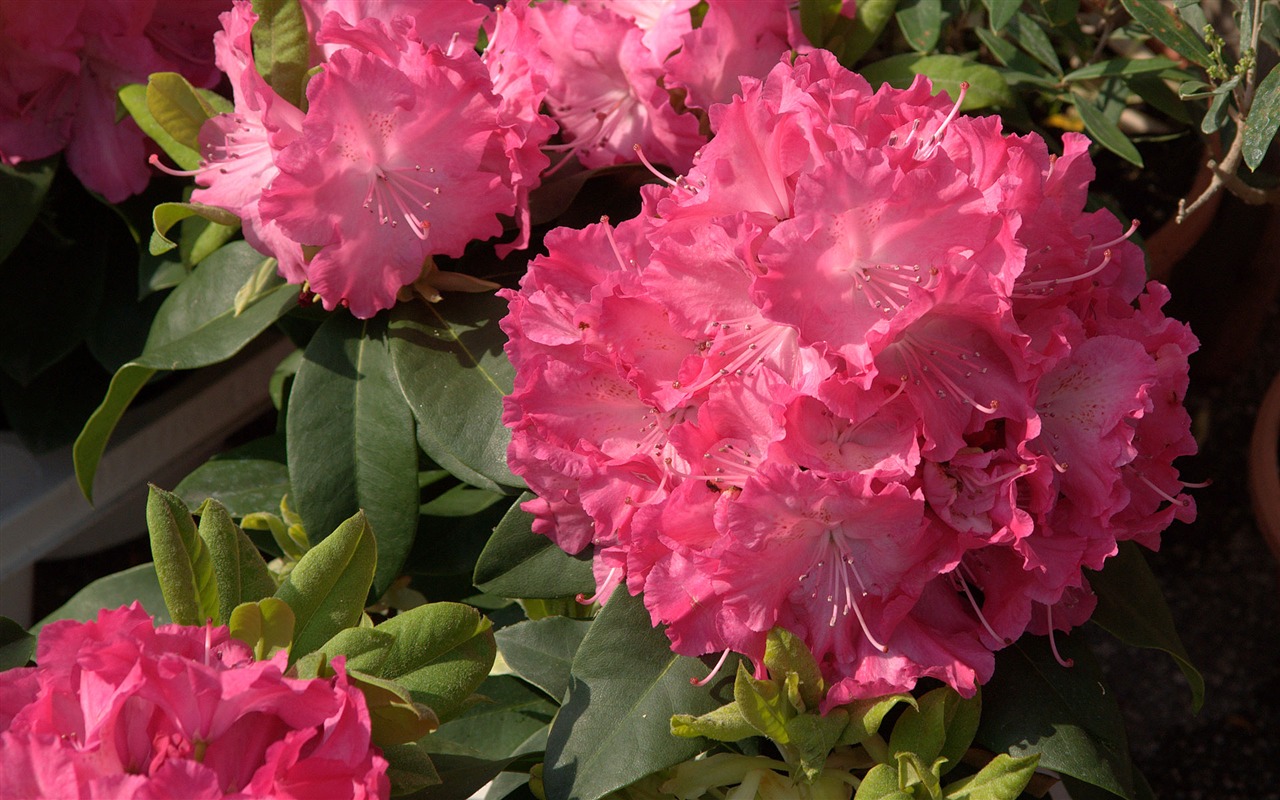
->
xmin=0 ymin=603 xmax=388 ymax=800
xmin=0 ymin=0 xmax=222 ymax=202
xmin=503 ymin=50 xmax=1199 ymax=700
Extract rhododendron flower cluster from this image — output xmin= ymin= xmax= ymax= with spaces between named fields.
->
xmin=0 ymin=0 xmax=224 ymax=201
xmin=502 ymin=51 xmax=1198 ymax=703
xmin=167 ymin=0 xmax=848 ymax=317
xmin=0 ymin=603 xmax=388 ymax=799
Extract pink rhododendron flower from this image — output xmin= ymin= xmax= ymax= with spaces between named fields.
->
xmin=0 ymin=0 xmax=221 ymax=201
xmin=0 ymin=603 xmax=389 ymax=800
xmin=503 ymin=50 xmax=1198 ymax=701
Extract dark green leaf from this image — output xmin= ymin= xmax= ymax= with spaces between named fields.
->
xmin=426 ymin=675 xmax=555 ymax=759
xmin=0 ymin=617 xmax=35 ymax=670
xmin=411 ymin=488 xmax=510 ymax=578
xmin=405 ymin=753 xmax=527 ymax=800
xmin=896 ymin=0 xmax=944 ymax=52
xmin=975 ymin=634 xmax=1137 ymax=800
xmin=150 ymin=202 xmax=240 ymax=256
xmin=982 ymin=0 xmax=1019 ymax=30
xmin=274 ymin=510 xmax=377 ymax=660
xmin=842 ymin=0 xmax=900 ymax=64
xmin=146 ymin=485 xmax=220 ymax=626
xmin=859 ymin=54 xmax=1013 ymax=110
xmin=197 ymin=498 xmax=277 ymax=622
xmin=384 ymin=742 xmax=443 ymax=796
xmin=495 ymin=616 xmax=592 ymax=702
xmin=799 ymin=0 xmax=845 ymax=47
xmin=33 ymin=564 xmax=170 ymax=633
xmin=1120 ymin=0 xmax=1212 ymax=67
xmin=388 ymin=294 xmax=523 ymax=493
xmin=1243 ymin=66 xmax=1280 ymax=170
xmin=974 ymin=29 xmax=1056 ymax=85
xmin=544 ymin=589 xmax=725 ymax=800
xmin=287 ymin=313 xmax=419 ymax=595
xmin=0 ymin=158 xmax=56 ymax=264
xmin=73 ymin=242 xmax=298 ymax=501
xmin=473 ymin=494 xmax=595 ymax=599
xmin=374 ymin=602 xmax=496 ymax=722
xmin=1126 ymin=75 xmax=1195 ymax=124
xmin=1072 ymin=92 xmax=1144 ymax=166
xmin=1201 ymin=88 xmax=1230 ymax=133
xmin=1005 ymin=12 xmax=1062 ymax=76
xmin=177 ymin=434 xmax=292 ymax=518
xmin=1064 ymin=57 xmax=1182 ymax=82
xmin=1037 ymin=0 xmax=1079 ymax=26
xmin=1087 ymin=542 xmax=1204 ymax=712
xmin=251 ymin=0 xmax=310 ymax=107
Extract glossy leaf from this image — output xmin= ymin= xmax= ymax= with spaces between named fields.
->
xmin=544 ymin=589 xmax=725 ymax=800
xmin=177 ymin=434 xmax=292 ymax=518
xmin=388 ymin=294 xmax=523 ymax=493
xmin=74 ymin=242 xmax=298 ymax=501
xmin=146 ymin=485 xmax=220 ymax=626
xmin=982 ymin=0 xmax=1019 ymax=31
xmin=975 ymin=634 xmax=1137 ymax=800
xmin=842 ymin=0 xmax=899 ymax=64
xmin=1064 ymin=57 xmax=1182 ymax=82
xmin=373 ymin=602 xmax=496 ymax=723
xmin=34 ymin=564 xmax=170 ymax=632
xmin=197 ymin=499 xmax=276 ymax=622
xmin=228 ymin=597 xmax=295 ymax=660
xmin=274 ymin=510 xmax=377 ymax=660
xmin=0 ymin=617 xmax=35 ymax=670
xmin=495 ymin=616 xmax=592 ymax=702
xmin=473 ymin=494 xmax=595 ymax=599
xmin=287 ymin=313 xmax=419 ymax=595
xmin=1120 ymin=0 xmax=1211 ymax=67
xmin=426 ymin=675 xmax=555 ymax=759
xmin=896 ymin=0 xmax=943 ymax=52
xmin=251 ymin=0 xmax=310 ymax=107
xmin=942 ymin=753 xmax=1041 ymax=800
xmin=150 ymin=202 xmax=240 ymax=256
xmin=1072 ymin=92 xmax=1144 ymax=167
xmin=1243 ymin=66 xmax=1280 ymax=170
xmin=1005 ymin=12 xmax=1061 ymax=76
xmin=1087 ymin=542 xmax=1205 ymax=712
xmin=859 ymin=54 xmax=1013 ymax=110
xmin=0 ymin=158 xmax=56 ymax=264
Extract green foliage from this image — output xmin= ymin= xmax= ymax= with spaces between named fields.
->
xmin=73 ymin=242 xmax=298 ymax=501
xmin=149 ymin=202 xmax=240 ymax=257
xmin=251 ymin=0 xmax=311 ymax=107
xmin=34 ymin=564 xmax=170 ymax=631
xmin=0 ymin=158 xmax=56 ymax=264
xmin=859 ymin=54 xmax=1013 ymax=111
xmin=228 ymin=597 xmax=295 ymax=660
xmin=0 ymin=617 xmax=35 ymax=670
xmin=495 ymin=616 xmax=592 ymax=702
xmin=146 ymin=485 xmax=220 ymax=626
xmin=287 ymin=313 xmax=420 ymax=595
xmin=1243 ymin=65 xmax=1280 ymax=170
xmin=176 ymin=433 xmax=292 ymax=519
xmin=473 ymin=494 xmax=596 ymax=599
xmin=1120 ymin=0 xmax=1213 ymax=67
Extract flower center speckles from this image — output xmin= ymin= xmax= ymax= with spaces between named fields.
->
xmin=851 ymin=261 xmax=937 ymax=317
xmin=798 ymin=539 xmax=889 ymax=652
xmin=891 ymin=332 xmax=1000 ymax=414
xmin=362 ymin=164 xmax=441 ymax=240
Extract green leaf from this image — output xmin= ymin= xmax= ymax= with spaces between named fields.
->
xmin=73 ymin=242 xmax=298 ymax=501
xmin=975 ymin=634 xmax=1137 ymax=800
xmin=0 ymin=158 xmax=56 ymax=264
xmin=889 ymin=687 xmax=980 ymax=776
xmin=670 ymin=701 xmax=759 ymax=742
xmin=842 ymin=0 xmax=900 ymax=64
xmin=786 ymin=709 xmax=854 ymax=781
xmin=896 ymin=0 xmax=944 ymax=52
xmin=1120 ymin=0 xmax=1211 ymax=67
xmin=544 ymin=589 xmax=726 ymax=800
xmin=1087 ymin=542 xmax=1205 ymax=712
xmin=150 ymin=202 xmax=240 ymax=256
xmin=896 ymin=751 xmax=943 ymax=798
xmin=1072 ymin=92 xmax=1144 ymax=166
xmin=0 ymin=617 xmax=35 ymax=670
xmin=388 ymin=294 xmax=523 ymax=493
xmin=228 ymin=597 xmax=296 ymax=660
xmin=373 ymin=602 xmax=496 ymax=722
xmin=274 ymin=510 xmax=377 ymax=660
xmin=734 ymin=661 xmax=793 ymax=743
xmin=426 ymin=675 xmax=554 ymax=759
xmin=383 ymin=742 xmax=443 ymax=796
xmin=146 ymin=485 xmax=220 ymax=626
xmin=840 ymin=694 xmax=915 ymax=746
xmin=1064 ymin=57 xmax=1182 ymax=82
xmin=33 ymin=564 xmax=170 ymax=633
xmin=287 ymin=313 xmax=419 ymax=595
xmin=197 ymin=499 xmax=276 ymax=622
xmin=316 ymin=625 xmax=396 ymax=674
xmin=146 ymin=72 xmax=222 ymax=152
xmin=764 ymin=627 xmax=824 ymax=711
xmin=942 ymin=753 xmax=1041 ymax=800
xmin=1243 ymin=66 xmax=1280 ymax=170
xmin=495 ymin=616 xmax=592 ymax=702
xmin=177 ymin=434 xmax=292 ymax=518
xmin=859 ymin=54 xmax=1013 ymax=110
xmin=856 ymin=763 xmax=911 ymax=800
xmin=251 ymin=0 xmax=311 ymax=108
xmin=1005 ymin=12 xmax=1061 ymax=76
xmin=799 ymin=0 xmax=846 ymax=47
xmin=119 ymin=83 xmax=200 ymax=171
xmin=982 ymin=0 xmax=1019 ymax=31
xmin=348 ymin=668 xmax=441 ymax=747
xmin=473 ymin=494 xmax=595 ymax=599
